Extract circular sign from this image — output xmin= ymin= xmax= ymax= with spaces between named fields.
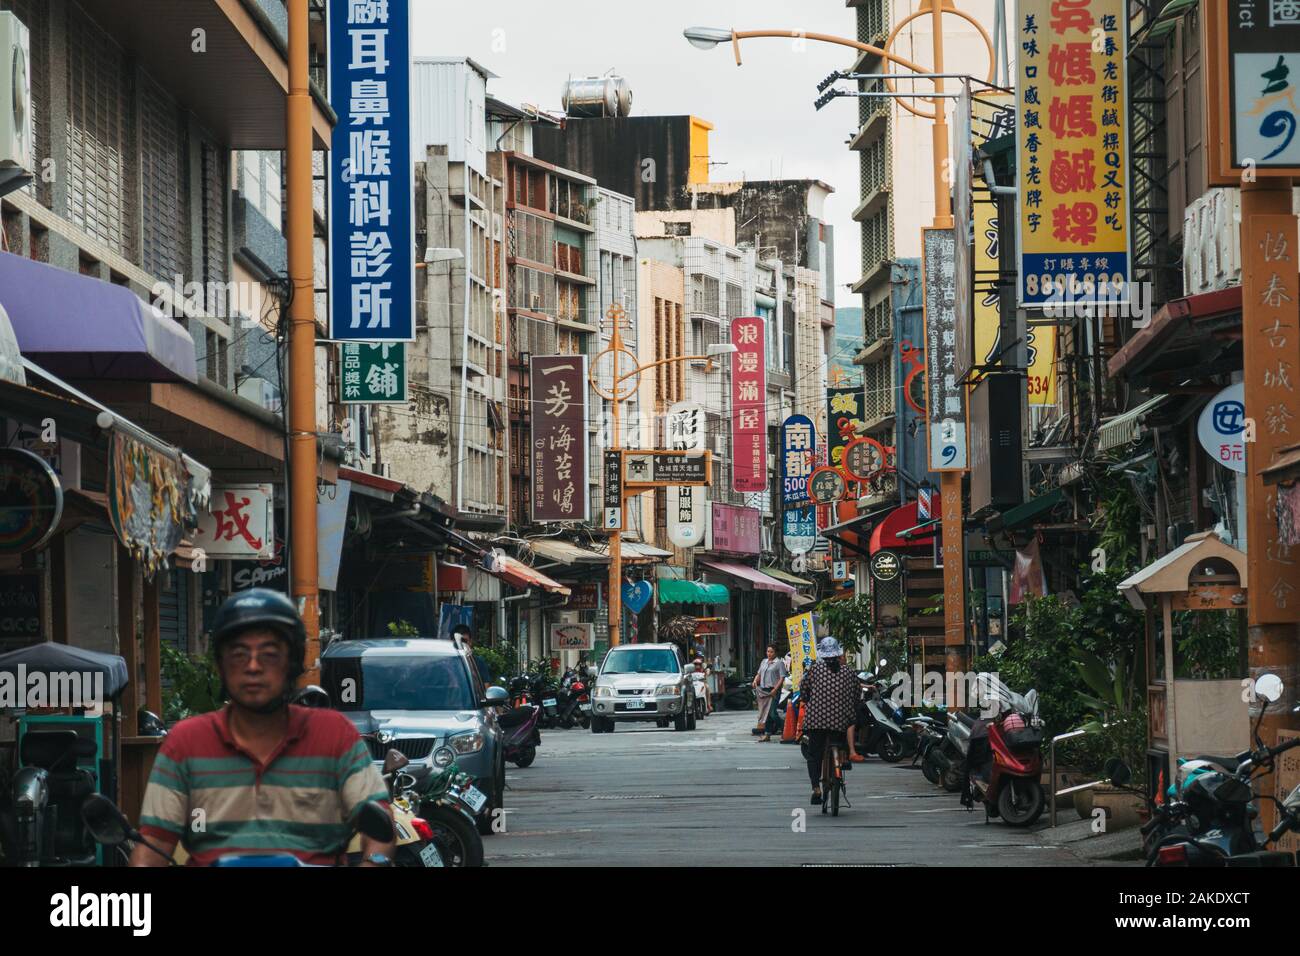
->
xmin=1197 ymin=383 xmax=1246 ymax=474
xmin=904 ymin=364 xmax=927 ymax=416
xmin=843 ymin=437 xmax=887 ymax=482
xmin=869 ymin=550 xmax=902 ymax=582
xmin=808 ymin=466 xmax=847 ymax=505
xmin=0 ymin=448 xmax=64 ymax=554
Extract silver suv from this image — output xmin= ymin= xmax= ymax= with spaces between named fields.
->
xmin=590 ymin=643 xmax=697 ymax=733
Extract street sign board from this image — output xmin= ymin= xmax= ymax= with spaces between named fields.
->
xmin=622 ymin=450 xmax=712 ymax=488
xmin=339 ymin=342 xmax=407 ymax=403
xmin=922 ymin=227 xmax=968 ymax=471
xmin=603 ymin=449 xmax=624 ymax=530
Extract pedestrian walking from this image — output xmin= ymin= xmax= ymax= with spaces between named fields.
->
xmin=751 ymin=644 xmax=788 ymax=741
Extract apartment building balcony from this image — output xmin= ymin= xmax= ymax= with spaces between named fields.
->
xmin=849 ymin=110 xmax=889 ymax=152
xmin=78 ymin=0 xmax=334 ymax=148
xmin=852 ymin=187 xmax=890 ymax=224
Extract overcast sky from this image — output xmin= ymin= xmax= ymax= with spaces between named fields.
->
xmin=412 ymin=0 xmax=873 ymax=309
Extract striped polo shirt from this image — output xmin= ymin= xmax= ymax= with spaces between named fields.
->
xmin=139 ymin=704 xmax=388 ymax=866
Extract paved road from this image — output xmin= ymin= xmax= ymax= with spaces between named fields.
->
xmin=486 ymin=710 xmax=1091 ymax=866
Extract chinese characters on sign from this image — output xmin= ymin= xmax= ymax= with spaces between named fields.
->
xmin=729 ymin=317 xmax=767 ymax=493
xmin=529 ymin=356 xmax=589 ymax=522
xmin=710 ymin=503 xmax=761 ymax=554
xmin=1224 ymin=1 xmax=1300 ymax=170
xmin=193 ymin=484 xmax=275 ymax=559
xmin=781 ymin=414 xmax=817 ymax=556
xmin=603 ymin=450 xmax=623 ymax=530
xmin=1245 ymin=215 xmax=1300 ymax=622
xmin=339 ymin=342 xmax=407 ymax=402
xmin=1016 ymin=0 xmax=1130 ymax=307
xmin=328 ymin=0 xmax=415 ymax=341
xmin=1196 ymin=382 xmax=1247 ymax=474
xmin=826 ymin=386 xmax=866 ymax=473
xmin=922 ymin=228 xmax=968 ymax=470
xmin=667 ymin=401 xmax=707 ymax=548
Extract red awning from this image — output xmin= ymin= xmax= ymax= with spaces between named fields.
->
xmin=492 ymin=554 xmax=571 ymax=596
xmin=698 ymin=560 xmax=796 ymax=595
xmin=869 ymin=502 xmax=935 ymax=553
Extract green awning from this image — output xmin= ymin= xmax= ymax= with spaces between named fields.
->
xmin=658 ymin=579 xmax=730 ymax=604
xmin=998 ymin=488 xmax=1067 ymax=531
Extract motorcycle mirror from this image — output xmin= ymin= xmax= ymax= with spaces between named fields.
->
xmin=294 ymin=684 xmax=332 ymax=709
xmin=878 ymin=659 xmax=888 ymax=671
xmin=382 ymin=749 xmax=409 ymax=776
xmin=355 ymin=800 xmax=396 ymax=845
xmin=81 ymin=793 xmax=133 ymax=846
xmin=1103 ymin=758 xmax=1133 ymax=788
xmin=1255 ymin=673 xmax=1285 ymax=703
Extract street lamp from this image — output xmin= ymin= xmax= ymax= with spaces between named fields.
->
xmin=593 ymin=304 xmax=729 ymax=648
xmin=684 ymin=6 xmax=994 ymax=673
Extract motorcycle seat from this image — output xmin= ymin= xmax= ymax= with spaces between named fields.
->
xmin=20 ymin=731 xmax=94 ymax=773
xmin=1192 ymin=754 xmax=1242 ymax=773
xmin=497 ymin=706 xmax=536 ymax=729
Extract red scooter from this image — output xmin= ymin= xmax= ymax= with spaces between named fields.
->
xmin=964 ymin=686 xmax=1045 ymax=826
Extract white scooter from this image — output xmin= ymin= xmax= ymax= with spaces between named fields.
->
xmin=689 ymin=668 xmax=710 ymax=719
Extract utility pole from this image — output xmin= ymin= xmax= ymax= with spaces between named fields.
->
xmin=287 ymin=0 xmax=320 ymax=680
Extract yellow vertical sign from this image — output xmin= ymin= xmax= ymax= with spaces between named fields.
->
xmin=1016 ymin=0 xmax=1131 ymax=307
xmin=786 ymin=612 xmax=817 ymax=690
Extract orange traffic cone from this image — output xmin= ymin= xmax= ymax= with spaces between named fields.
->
xmin=781 ymin=698 xmax=800 ymax=743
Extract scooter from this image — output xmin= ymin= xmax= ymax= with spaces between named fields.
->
xmin=855 ymin=668 xmax=914 ymax=762
xmin=963 ymin=682 xmax=1045 ymax=827
xmin=499 ymin=701 xmax=542 ymax=767
xmin=689 ymin=668 xmax=710 ymax=720
xmin=557 ymin=669 xmax=592 ymax=729
xmin=2 ymin=730 xmax=99 ymax=866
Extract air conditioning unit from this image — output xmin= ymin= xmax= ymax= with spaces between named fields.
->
xmin=0 ymin=12 xmax=33 ymax=197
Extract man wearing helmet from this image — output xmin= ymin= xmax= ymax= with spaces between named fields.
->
xmin=131 ymin=589 xmax=394 ymax=866
xmin=798 ymin=637 xmax=861 ymax=806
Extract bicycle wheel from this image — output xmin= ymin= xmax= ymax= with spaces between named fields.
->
xmin=820 ymin=748 xmax=832 ymax=815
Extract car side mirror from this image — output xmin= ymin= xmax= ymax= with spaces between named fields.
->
xmin=381 ymin=749 xmax=409 ymax=776
xmin=483 ymin=685 xmax=509 ymax=707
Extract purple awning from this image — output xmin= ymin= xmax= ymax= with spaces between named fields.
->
xmin=699 ymin=560 xmax=796 ymax=595
xmin=0 ymin=251 xmax=196 ymax=382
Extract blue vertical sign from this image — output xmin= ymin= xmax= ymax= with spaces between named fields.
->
xmin=781 ymin=414 xmax=816 ymax=555
xmin=328 ymin=0 xmax=415 ymax=341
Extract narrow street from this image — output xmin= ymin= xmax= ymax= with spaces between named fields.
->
xmin=489 ymin=712 xmax=1082 ymax=866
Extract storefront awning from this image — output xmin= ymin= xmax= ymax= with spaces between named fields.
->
xmin=759 ymin=566 xmax=815 ymax=589
xmin=869 ymin=501 xmax=934 ymax=553
xmin=1098 ymin=395 xmax=1169 ymax=452
xmin=699 ymin=560 xmax=796 ymax=595
xmin=610 ymin=541 xmax=673 ymax=562
xmin=525 ymin=538 xmax=608 ymax=567
xmin=0 ymin=251 xmax=198 ymax=382
xmin=993 ymin=488 xmax=1067 ymax=532
xmin=1107 ymin=286 xmax=1241 ymax=387
xmin=658 ymin=579 xmax=731 ymax=604
xmin=486 ymin=553 xmax=571 ymax=597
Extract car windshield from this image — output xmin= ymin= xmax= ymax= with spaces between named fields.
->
xmin=601 ymin=648 xmax=679 ymax=675
xmin=323 ymin=655 xmax=475 ymax=711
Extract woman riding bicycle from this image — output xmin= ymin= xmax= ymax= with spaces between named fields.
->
xmin=798 ymin=637 xmax=860 ymax=806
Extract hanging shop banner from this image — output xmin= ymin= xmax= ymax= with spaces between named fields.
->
xmin=730 ymin=316 xmax=768 ymax=493
xmin=922 ymin=227 xmax=968 ymax=471
xmin=106 ymin=433 xmax=208 ymax=577
xmin=193 ymin=484 xmax=275 ymax=560
xmin=783 ymin=506 xmax=816 ymax=555
xmin=826 ymin=386 xmax=866 ymax=472
xmin=550 ymin=623 xmax=595 ymax=652
xmin=1197 ymin=382 xmax=1247 ymax=474
xmin=1015 ymin=0 xmax=1131 ymax=309
xmin=667 ymin=483 xmax=707 ymax=548
xmin=328 ymin=0 xmax=416 ymax=341
xmin=781 ymin=414 xmax=816 ymax=505
xmin=530 ymin=355 xmax=590 ymax=523
xmin=0 ymin=448 xmax=62 ymax=556
xmin=603 ymin=449 xmax=623 ymax=531
xmin=813 ymin=436 xmax=831 ymax=554
xmin=786 ymin=612 xmax=817 ymax=690
xmin=340 ymin=342 xmax=407 ymax=403
xmin=1207 ymin=0 xmax=1300 ymax=177
xmin=843 ymin=437 xmax=887 ymax=483
xmin=1245 ymin=216 xmax=1300 ymax=625
xmin=317 ymin=480 xmax=352 ymax=592
xmin=666 ymin=401 xmax=707 ymax=452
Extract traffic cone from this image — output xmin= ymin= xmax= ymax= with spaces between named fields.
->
xmin=781 ymin=698 xmax=799 ymax=743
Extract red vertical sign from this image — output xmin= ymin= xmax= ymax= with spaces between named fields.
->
xmin=730 ymin=316 xmax=767 ymax=493
xmin=530 ymin=355 xmax=590 ymax=522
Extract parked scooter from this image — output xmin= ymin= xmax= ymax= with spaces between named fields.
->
xmin=689 ymin=664 xmax=710 ymax=721
xmin=557 ymin=667 xmax=592 ymax=729
xmin=854 ymin=662 xmax=915 ymax=762
xmin=499 ymin=700 xmax=542 ymax=767
xmin=1109 ymin=673 xmax=1300 ymax=867
xmin=962 ymin=680 xmax=1045 ymax=826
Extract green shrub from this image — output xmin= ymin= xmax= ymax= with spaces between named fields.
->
xmin=160 ymin=643 xmax=223 ymax=722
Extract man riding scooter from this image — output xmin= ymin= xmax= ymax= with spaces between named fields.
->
xmin=691 ymin=658 xmax=714 ymax=715
xmin=132 ymin=589 xmax=394 ymax=866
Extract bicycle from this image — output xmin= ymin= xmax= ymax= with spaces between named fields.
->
xmin=819 ymin=731 xmax=852 ymax=817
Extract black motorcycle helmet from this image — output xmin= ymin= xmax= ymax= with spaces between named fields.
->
xmin=209 ymin=588 xmax=307 ymax=689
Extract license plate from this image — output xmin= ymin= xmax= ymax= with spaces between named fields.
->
xmin=543 ymin=698 xmax=557 ymax=707
xmin=579 ymin=703 xmax=591 ymax=711
xmin=624 ymin=699 xmax=645 ymax=710
xmin=419 ymin=842 xmax=444 ymax=867
xmin=462 ymin=785 xmax=488 ymax=813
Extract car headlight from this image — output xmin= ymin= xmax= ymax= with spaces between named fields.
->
xmin=595 ymin=685 xmax=615 ymax=698
xmin=433 ymin=746 xmax=455 ymax=768
xmin=655 ymin=683 xmax=681 ymax=697
xmin=449 ymin=731 xmax=485 ymax=755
